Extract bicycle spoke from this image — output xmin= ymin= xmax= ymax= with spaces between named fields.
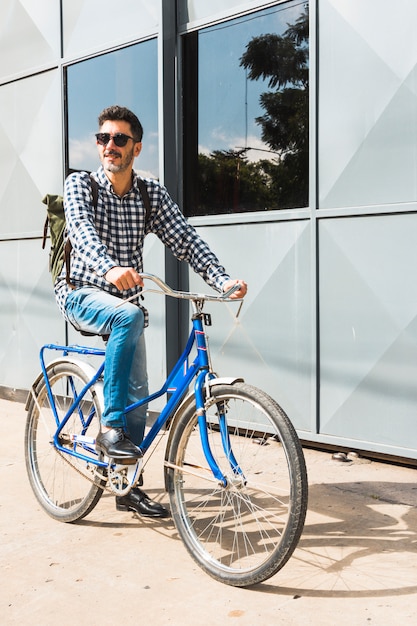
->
xmin=25 ymin=362 xmax=105 ymax=522
xmin=166 ymin=382 xmax=307 ymax=586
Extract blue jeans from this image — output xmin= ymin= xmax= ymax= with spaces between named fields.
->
xmin=65 ymin=287 xmax=148 ymax=445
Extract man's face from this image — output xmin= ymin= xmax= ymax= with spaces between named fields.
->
xmin=97 ymin=119 xmax=142 ymax=175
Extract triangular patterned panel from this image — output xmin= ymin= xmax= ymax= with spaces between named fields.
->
xmin=206 ymin=221 xmax=312 ymax=429
xmin=0 ymin=0 xmax=59 ymax=80
xmin=0 ymin=239 xmax=64 ymax=387
xmin=321 ymin=317 xmax=417 ymax=450
xmin=0 ymin=69 xmax=62 ymax=236
xmin=63 ymin=0 xmax=158 ymax=58
xmin=322 ymin=78 xmax=417 ymax=207
xmin=332 ymin=0 xmax=417 ymax=80
xmin=0 ymin=125 xmax=18 ymax=204
xmin=319 ymin=226 xmax=409 ymax=422
xmin=0 ymin=158 xmax=42 ymax=235
xmin=17 ymin=0 xmax=60 ymax=49
xmin=319 ymin=0 xmax=404 ymax=206
xmin=19 ymin=73 xmax=62 ymax=196
xmin=321 ymin=214 xmax=417 ymax=330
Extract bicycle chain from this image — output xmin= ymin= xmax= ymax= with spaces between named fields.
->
xmin=56 ymin=447 xmax=115 ymax=494
xmin=55 ymin=427 xmax=168 ymax=495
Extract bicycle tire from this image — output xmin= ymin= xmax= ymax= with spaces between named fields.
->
xmin=165 ymin=382 xmax=308 ymax=587
xmin=25 ymin=361 xmax=105 ymax=523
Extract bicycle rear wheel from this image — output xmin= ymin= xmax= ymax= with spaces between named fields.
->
xmin=25 ymin=361 xmax=105 ymax=523
xmin=165 ymin=382 xmax=308 ymax=587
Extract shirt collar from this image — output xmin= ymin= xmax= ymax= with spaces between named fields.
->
xmin=96 ymin=165 xmax=140 ymax=196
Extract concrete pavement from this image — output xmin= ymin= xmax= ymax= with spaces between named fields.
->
xmin=1 ymin=397 xmax=416 ymax=625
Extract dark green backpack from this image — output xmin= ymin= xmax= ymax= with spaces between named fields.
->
xmin=41 ymin=193 xmax=65 ymax=283
xmin=42 ymin=175 xmax=150 ymax=286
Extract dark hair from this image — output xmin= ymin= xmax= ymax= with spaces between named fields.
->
xmin=98 ymin=105 xmax=143 ymax=142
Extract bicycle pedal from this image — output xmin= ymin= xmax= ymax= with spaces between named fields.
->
xmin=109 ymin=456 xmax=138 ymax=466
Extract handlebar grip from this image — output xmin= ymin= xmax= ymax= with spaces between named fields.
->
xmin=222 ymin=282 xmax=242 ymax=299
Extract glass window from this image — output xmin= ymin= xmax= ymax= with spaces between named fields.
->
xmin=66 ymin=39 xmax=158 ymax=179
xmin=183 ymin=1 xmax=309 ymax=216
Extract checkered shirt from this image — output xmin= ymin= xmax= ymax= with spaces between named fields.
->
xmin=54 ymin=166 xmax=230 ymax=325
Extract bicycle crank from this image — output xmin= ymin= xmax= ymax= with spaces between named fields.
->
xmin=107 ymin=458 xmax=143 ymax=496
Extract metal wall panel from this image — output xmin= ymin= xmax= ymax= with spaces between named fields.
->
xmin=189 ymin=218 xmax=313 ymax=432
xmin=319 ymin=0 xmax=417 ymax=208
xmin=0 ymin=238 xmax=64 ymax=390
xmin=62 ymin=0 xmax=159 ymax=59
xmin=0 ymin=68 xmax=63 ymax=390
xmin=178 ymin=0 xmax=283 ymax=27
xmin=319 ymin=214 xmax=417 ymax=456
xmin=317 ymin=0 xmax=417 ymax=459
xmin=0 ymin=0 xmax=60 ymax=81
xmin=0 ymin=70 xmax=62 ymax=237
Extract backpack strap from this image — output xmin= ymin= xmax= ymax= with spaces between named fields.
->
xmin=65 ymin=174 xmax=98 ymax=288
xmin=42 ymin=216 xmax=49 ymax=250
xmin=137 ymin=177 xmax=151 ymax=224
xmin=90 ymin=175 xmax=99 ymax=209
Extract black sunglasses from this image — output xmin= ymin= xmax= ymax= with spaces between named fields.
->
xmin=95 ymin=132 xmax=138 ymax=147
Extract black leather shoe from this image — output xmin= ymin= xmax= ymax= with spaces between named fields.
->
xmin=116 ymin=487 xmax=170 ymax=518
xmin=95 ymin=428 xmax=142 ymax=459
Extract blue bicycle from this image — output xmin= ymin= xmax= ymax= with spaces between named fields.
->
xmin=25 ymin=274 xmax=308 ymax=587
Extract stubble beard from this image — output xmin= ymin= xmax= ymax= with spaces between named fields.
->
xmin=103 ymin=146 xmax=135 ymax=174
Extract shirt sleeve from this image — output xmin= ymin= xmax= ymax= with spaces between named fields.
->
xmin=64 ymin=172 xmax=115 ymax=277
xmin=149 ymin=183 xmax=231 ymax=292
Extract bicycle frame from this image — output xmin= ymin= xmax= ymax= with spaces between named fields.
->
xmin=25 ymin=273 xmax=309 ymax=587
xmin=37 ymin=301 xmax=228 ymax=482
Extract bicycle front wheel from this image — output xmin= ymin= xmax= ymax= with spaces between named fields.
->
xmin=25 ymin=361 xmax=105 ymax=523
xmin=165 ymin=382 xmax=308 ymax=587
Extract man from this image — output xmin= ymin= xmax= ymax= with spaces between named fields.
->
xmin=55 ymin=105 xmax=247 ymax=518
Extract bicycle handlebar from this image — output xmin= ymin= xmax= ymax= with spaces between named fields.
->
xmin=141 ymin=273 xmax=243 ymax=302
xmin=117 ymin=273 xmax=244 ymax=307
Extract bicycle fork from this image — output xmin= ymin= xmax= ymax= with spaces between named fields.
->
xmin=194 ymin=371 xmax=244 ymax=487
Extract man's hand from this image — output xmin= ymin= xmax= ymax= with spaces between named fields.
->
xmin=105 ymin=266 xmax=144 ymax=291
xmin=222 ymin=279 xmax=248 ymax=299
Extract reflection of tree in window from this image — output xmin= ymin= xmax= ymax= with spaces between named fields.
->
xmin=195 ymin=7 xmax=309 ymax=215
xmin=241 ymin=8 xmax=308 ymax=210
